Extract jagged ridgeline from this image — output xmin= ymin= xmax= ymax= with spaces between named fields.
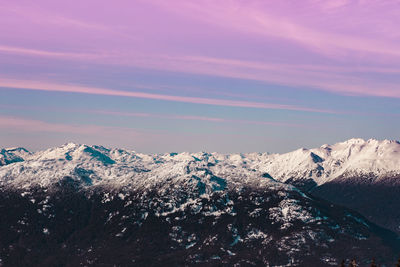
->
xmin=0 ymin=140 xmax=400 ymax=266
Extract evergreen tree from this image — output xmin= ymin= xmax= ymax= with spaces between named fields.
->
xmin=348 ymin=259 xmax=357 ymax=267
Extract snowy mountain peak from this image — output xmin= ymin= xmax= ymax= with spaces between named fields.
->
xmin=28 ymin=143 xmax=118 ymax=166
xmin=0 ymin=138 xmax=399 ymax=189
xmin=341 ymin=138 xmax=367 ymax=145
xmin=61 ymin=142 xmax=81 ymax=149
xmin=3 ymin=147 xmax=29 ymax=153
xmin=334 ymin=138 xmax=399 ymax=148
xmin=260 ymin=138 xmax=400 ymax=185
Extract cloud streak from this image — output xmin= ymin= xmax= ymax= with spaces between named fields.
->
xmin=0 ymin=115 xmax=141 ymax=137
xmin=2 ymin=44 xmax=399 ymax=99
xmin=91 ymin=110 xmax=305 ymax=128
xmin=149 ymin=0 xmax=400 ymax=58
xmin=0 ymin=104 xmax=309 ymax=130
xmin=147 ymin=55 xmax=400 ymax=99
xmin=0 ymin=45 xmax=104 ymax=60
xmin=0 ymin=78 xmax=336 ymax=113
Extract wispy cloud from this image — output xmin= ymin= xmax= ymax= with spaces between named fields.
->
xmin=0 ymin=78 xmax=336 ymax=113
xmin=0 ymin=115 xmax=142 ymax=137
xmin=91 ymin=110 xmax=305 ymax=128
xmin=112 ymin=54 xmax=400 ymax=99
xmin=0 ymin=3 xmax=137 ymax=41
xmin=149 ymin=0 xmax=400 ymax=58
xmin=0 ymin=104 xmax=308 ymax=129
xmin=173 ymin=55 xmax=400 ymax=95
xmin=2 ymin=43 xmax=399 ymax=99
xmin=0 ymin=45 xmax=103 ymax=60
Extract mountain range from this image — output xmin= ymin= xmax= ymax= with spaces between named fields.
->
xmin=1 ymin=138 xmax=399 ymax=266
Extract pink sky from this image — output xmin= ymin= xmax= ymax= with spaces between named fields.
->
xmin=1 ymin=0 xmax=399 ymax=98
xmin=0 ymin=0 xmax=399 ymax=152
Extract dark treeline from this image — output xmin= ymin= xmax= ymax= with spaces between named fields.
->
xmin=339 ymin=257 xmax=400 ymax=266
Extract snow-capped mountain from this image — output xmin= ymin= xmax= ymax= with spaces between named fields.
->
xmin=1 ymin=138 xmax=399 ymax=190
xmin=0 ymin=139 xmax=400 ymax=266
xmin=257 ymin=138 xmax=400 ymax=185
